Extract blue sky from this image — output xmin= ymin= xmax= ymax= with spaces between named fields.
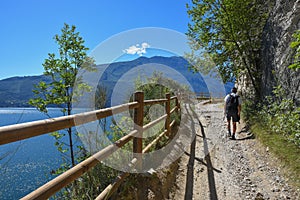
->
xmin=0 ymin=0 xmax=192 ymax=80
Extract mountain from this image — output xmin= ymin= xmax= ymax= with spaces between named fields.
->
xmin=0 ymin=56 xmax=233 ymax=107
xmin=0 ymin=75 xmax=51 ymax=107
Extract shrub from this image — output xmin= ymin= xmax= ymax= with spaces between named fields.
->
xmin=244 ymin=86 xmax=300 ymax=147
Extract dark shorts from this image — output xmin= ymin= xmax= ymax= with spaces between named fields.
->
xmin=226 ymin=111 xmax=239 ymax=122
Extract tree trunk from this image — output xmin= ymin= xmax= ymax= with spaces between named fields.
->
xmin=67 ymin=100 xmax=75 ymax=167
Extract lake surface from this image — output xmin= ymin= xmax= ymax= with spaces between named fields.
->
xmin=0 ymin=108 xmax=79 ymax=200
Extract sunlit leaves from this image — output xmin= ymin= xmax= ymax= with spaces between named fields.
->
xmin=29 ymin=23 xmax=97 ymax=171
xmin=289 ymin=30 xmax=300 ymax=70
xmin=252 ymin=86 xmax=300 ymax=146
xmin=29 ymin=23 xmax=96 ymax=113
xmin=187 ymin=0 xmax=269 ymax=94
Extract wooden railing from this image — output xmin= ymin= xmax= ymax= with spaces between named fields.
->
xmin=0 ymin=91 xmax=180 ymax=200
xmin=196 ymin=92 xmax=211 ymax=100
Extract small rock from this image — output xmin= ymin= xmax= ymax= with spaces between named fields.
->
xmin=255 ymin=192 xmax=264 ymax=200
xmin=266 ymin=147 xmax=269 ymax=152
xmin=279 ymin=194 xmax=286 ymax=199
xmin=272 ymin=187 xmax=280 ymax=192
xmin=260 ymin=168 xmax=264 ymax=172
xmin=275 ymin=176 xmax=280 ymax=182
xmin=258 ymin=164 xmax=264 ymax=169
xmin=196 ymin=168 xmax=204 ymax=173
xmin=244 ymin=177 xmax=251 ymax=181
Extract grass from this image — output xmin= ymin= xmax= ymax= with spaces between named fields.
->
xmin=251 ymin=123 xmax=300 ymax=189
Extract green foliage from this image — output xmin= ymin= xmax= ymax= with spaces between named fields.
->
xmin=186 ymin=0 xmax=270 ymax=96
xmin=135 ymin=71 xmax=190 ymax=99
xmin=52 ymin=158 xmax=119 ymax=200
xmin=289 ymin=30 xmax=300 ymax=70
xmin=242 ymin=85 xmax=300 ymax=186
xmin=135 ymin=71 xmax=184 ymax=148
xmin=101 ymin=73 xmax=183 ymax=198
xmin=29 ymin=23 xmax=96 ymax=114
xmin=29 ymin=23 xmax=96 ymax=169
xmin=244 ymin=86 xmax=300 ymax=147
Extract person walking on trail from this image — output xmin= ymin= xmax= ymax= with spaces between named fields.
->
xmin=224 ymin=87 xmax=242 ymax=140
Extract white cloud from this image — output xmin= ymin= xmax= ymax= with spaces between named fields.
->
xmin=123 ymin=42 xmax=150 ymax=56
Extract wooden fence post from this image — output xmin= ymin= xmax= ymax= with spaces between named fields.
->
xmin=133 ymin=91 xmax=144 ymax=169
xmin=133 ymin=91 xmax=146 ymax=199
xmin=165 ymin=93 xmax=171 ymax=136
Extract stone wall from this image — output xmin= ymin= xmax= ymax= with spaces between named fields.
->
xmin=260 ymin=0 xmax=300 ymax=103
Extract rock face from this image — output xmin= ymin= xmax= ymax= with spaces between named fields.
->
xmin=260 ymin=0 xmax=300 ymax=103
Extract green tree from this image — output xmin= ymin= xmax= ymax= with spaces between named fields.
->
xmin=29 ymin=23 xmax=96 ymax=167
xmin=186 ymin=0 xmax=270 ymax=97
xmin=289 ymin=30 xmax=300 ymax=70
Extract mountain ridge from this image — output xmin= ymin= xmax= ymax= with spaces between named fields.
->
xmin=0 ymin=56 xmax=232 ymax=107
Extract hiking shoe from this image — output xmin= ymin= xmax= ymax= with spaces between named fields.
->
xmin=231 ymin=134 xmax=236 ymax=140
xmin=227 ymin=131 xmax=231 ymax=137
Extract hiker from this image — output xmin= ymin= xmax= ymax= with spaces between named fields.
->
xmin=224 ymin=87 xmax=242 ymax=140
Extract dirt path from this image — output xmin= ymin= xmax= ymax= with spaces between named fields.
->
xmin=169 ymin=102 xmax=299 ymax=200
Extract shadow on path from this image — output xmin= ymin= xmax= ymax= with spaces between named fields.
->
xmin=184 ymin=105 xmax=196 ymax=200
xmin=183 ymin=104 xmax=220 ymax=200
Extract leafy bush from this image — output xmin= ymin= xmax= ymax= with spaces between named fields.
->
xmin=244 ymin=86 xmax=300 ymax=147
xmin=289 ymin=29 xmax=300 ymax=70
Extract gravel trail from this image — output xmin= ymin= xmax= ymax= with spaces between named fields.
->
xmin=170 ymin=102 xmax=299 ymax=200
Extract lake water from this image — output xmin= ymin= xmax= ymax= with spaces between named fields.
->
xmin=0 ymin=108 xmax=79 ymax=200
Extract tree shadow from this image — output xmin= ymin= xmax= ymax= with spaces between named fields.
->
xmin=183 ymin=104 xmax=221 ymax=200
xmin=184 ymin=105 xmax=196 ymax=200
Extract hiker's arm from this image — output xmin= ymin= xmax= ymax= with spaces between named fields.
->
xmin=224 ymin=95 xmax=228 ymax=114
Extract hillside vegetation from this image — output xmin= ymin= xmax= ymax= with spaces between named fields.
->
xmin=187 ymin=0 xmax=299 ymax=188
xmin=0 ymin=56 xmax=234 ymax=108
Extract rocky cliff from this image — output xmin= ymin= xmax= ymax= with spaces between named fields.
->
xmin=260 ymin=0 xmax=300 ymax=103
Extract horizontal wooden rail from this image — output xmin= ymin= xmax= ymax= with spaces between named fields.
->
xmin=196 ymin=92 xmax=211 ymax=100
xmin=22 ymin=144 xmax=117 ymax=200
xmin=142 ymin=129 xmax=168 ymax=154
xmin=144 ymin=98 xmax=167 ymax=106
xmin=21 ymin=129 xmax=139 ymax=200
xmin=96 ymin=157 xmax=139 ymax=200
xmin=1 ymin=91 xmax=181 ymax=200
xmin=170 ymin=107 xmax=177 ymax=114
xmin=98 ymin=103 xmax=179 ymax=199
xmin=0 ymin=102 xmax=139 ymax=145
xmin=96 ymin=171 xmax=130 ymax=200
xmin=143 ymin=119 xmax=176 ymax=153
xmin=143 ymin=114 xmax=167 ymax=132
xmin=98 ymin=118 xmax=177 ymax=199
xmin=169 ymin=119 xmax=176 ymax=128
